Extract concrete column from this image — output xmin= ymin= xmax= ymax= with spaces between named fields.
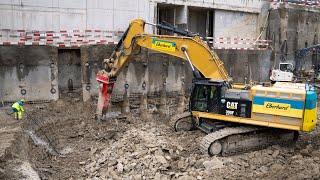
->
xmin=159 ymin=84 xmax=167 ymax=117
xmin=177 ymin=78 xmax=186 ymax=114
xmin=159 ymin=59 xmax=169 ymax=117
xmin=140 ymin=60 xmax=149 ymax=119
xmin=50 ymin=48 xmax=59 ymax=101
xmin=120 ymin=63 xmax=132 ymax=118
xmin=175 ymin=5 xmax=188 ymax=30
xmin=81 ymin=47 xmax=91 ymax=102
xmin=121 ymin=90 xmax=130 ymax=115
xmin=139 ymin=92 xmax=149 ymax=119
xmin=146 ymin=1 xmax=157 ymax=34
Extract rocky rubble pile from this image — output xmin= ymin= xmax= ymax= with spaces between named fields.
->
xmin=78 ymin=113 xmax=320 ymax=179
xmin=81 ymin=116 xmax=223 ymax=179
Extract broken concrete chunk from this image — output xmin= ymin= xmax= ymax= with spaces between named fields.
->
xmin=177 ymin=175 xmax=197 ymax=180
xmin=117 ymin=162 xmax=124 ymax=173
xmin=203 ymin=157 xmax=224 ymax=170
xmin=155 ymin=155 xmax=168 ymax=165
xmin=272 ymin=149 xmax=280 ymax=158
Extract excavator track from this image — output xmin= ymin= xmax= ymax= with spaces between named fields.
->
xmin=200 ymin=126 xmax=298 ymax=156
xmin=169 ymin=111 xmax=193 ymax=132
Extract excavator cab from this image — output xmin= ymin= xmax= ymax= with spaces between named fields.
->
xmin=190 ymin=80 xmax=223 ymax=114
xmin=189 ymin=80 xmax=253 ymax=135
xmin=190 ymin=80 xmax=252 ymax=119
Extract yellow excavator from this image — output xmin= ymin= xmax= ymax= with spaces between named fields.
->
xmin=96 ymin=19 xmax=317 ymax=156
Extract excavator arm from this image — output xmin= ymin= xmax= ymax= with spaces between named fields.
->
xmin=96 ymin=19 xmax=229 ymax=119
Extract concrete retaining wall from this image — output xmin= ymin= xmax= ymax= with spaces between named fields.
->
xmin=80 ymin=46 xmax=192 ymax=102
xmin=268 ymin=5 xmax=320 ymax=71
xmin=0 ymin=45 xmax=272 ymax=102
xmin=216 ymin=49 xmax=273 ymax=83
xmin=80 ymin=45 xmax=272 ymax=101
xmin=58 ymin=49 xmax=82 ymax=92
xmin=0 ymin=46 xmax=58 ymax=102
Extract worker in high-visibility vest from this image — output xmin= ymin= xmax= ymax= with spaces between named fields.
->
xmin=11 ymin=99 xmax=25 ymax=120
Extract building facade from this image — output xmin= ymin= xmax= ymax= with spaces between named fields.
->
xmin=0 ymin=0 xmax=269 ymax=38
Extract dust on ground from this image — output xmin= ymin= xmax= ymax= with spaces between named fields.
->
xmin=1 ymin=97 xmax=320 ymax=179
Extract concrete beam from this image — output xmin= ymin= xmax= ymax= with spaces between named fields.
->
xmin=155 ymin=0 xmax=266 ymax=13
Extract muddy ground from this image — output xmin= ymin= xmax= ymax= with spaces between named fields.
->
xmin=1 ymin=96 xmax=320 ymax=179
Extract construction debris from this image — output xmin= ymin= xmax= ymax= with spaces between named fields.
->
xmin=1 ymin=97 xmax=320 ymax=179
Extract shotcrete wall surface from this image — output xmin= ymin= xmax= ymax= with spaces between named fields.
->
xmin=0 ymin=46 xmax=58 ymax=102
xmin=81 ymin=45 xmax=272 ymax=101
xmin=80 ymin=45 xmax=115 ymax=101
xmin=0 ymin=45 xmax=272 ymax=102
xmin=80 ymin=46 xmax=193 ymax=101
xmin=216 ymin=49 xmax=273 ymax=83
xmin=57 ymin=49 xmax=82 ymax=92
xmin=268 ymin=5 xmax=320 ymax=71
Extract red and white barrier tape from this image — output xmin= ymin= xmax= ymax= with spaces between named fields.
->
xmin=0 ymin=29 xmax=270 ymax=50
xmin=0 ymin=29 xmax=123 ymax=47
xmin=270 ymin=0 xmax=320 ymax=9
xmin=206 ymin=37 xmax=271 ymax=50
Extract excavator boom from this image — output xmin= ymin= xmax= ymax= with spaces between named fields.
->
xmin=96 ymin=19 xmax=229 ymax=119
xmin=99 ymin=19 xmax=228 ymax=80
xmin=135 ymin=34 xmax=229 ymax=80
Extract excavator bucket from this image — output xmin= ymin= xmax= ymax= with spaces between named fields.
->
xmin=95 ymin=71 xmax=115 ymax=121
